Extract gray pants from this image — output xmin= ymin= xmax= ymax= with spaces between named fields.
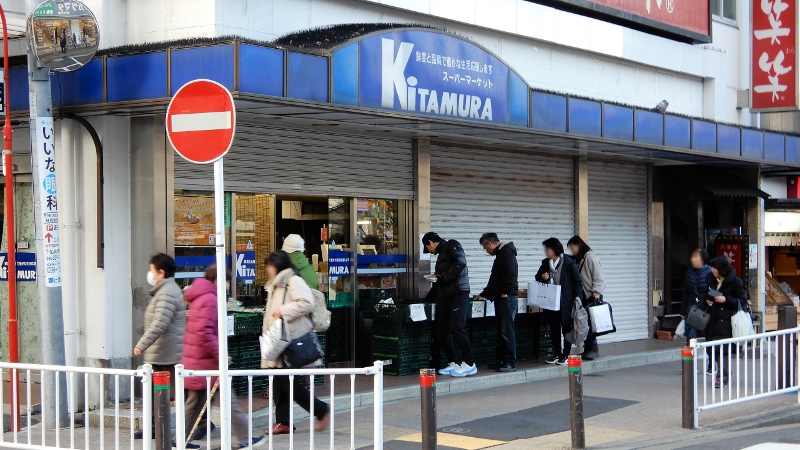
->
xmin=184 ymin=388 xmax=250 ymax=443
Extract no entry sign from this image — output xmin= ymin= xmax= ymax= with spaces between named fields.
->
xmin=166 ymin=79 xmax=236 ymax=164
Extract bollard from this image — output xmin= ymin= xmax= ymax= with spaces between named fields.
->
xmin=681 ymin=346 xmax=695 ymax=429
xmin=420 ymin=368 xmax=437 ymax=450
xmin=568 ymin=355 xmax=585 ymax=450
xmin=153 ymin=371 xmax=171 ymax=450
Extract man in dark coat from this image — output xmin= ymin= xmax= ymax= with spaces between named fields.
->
xmin=476 ymin=233 xmax=519 ymax=372
xmin=535 ymin=237 xmax=584 ymax=366
xmin=704 ymin=256 xmax=746 ymax=388
xmin=423 ymin=232 xmax=476 ymax=377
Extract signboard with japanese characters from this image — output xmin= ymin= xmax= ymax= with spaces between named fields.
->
xmin=174 ymin=195 xmax=215 ymax=246
xmin=236 ymin=251 xmax=256 ymax=284
xmin=751 ymin=0 xmax=798 ymax=112
xmin=35 ymin=117 xmax=61 ymax=287
xmin=0 ymin=253 xmax=37 ymax=281
xmin=713 ymin=235 xmax=750 ymax=292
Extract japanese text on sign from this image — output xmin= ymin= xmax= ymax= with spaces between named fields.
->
xmin=35 ymin=117 xmax=61 ymax=287
xmin=752 ymin=0 xmax=798 ymax=111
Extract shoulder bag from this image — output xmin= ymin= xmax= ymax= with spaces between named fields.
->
xmin=686 ymin=303 xmax=711 ymax=331
xmin=280 ymin=285 xmax=322 ymax=368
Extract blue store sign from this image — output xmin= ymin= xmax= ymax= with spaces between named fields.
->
xmin=236 ymin=251 xmax=256 ymax=284
xmin=0 ymin=253 xmax=37 ymax=281
xmin=328 ymin=250 xmax=351 ymax=276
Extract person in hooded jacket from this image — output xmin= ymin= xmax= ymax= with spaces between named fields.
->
xmin=535 ymin=238 xmax=585 ymax=366
xmin=680 ymin=248 xmax=712 ymax=345
xmin=282 ymin=234 xmax=319 ymax=290
xmin=475 ymin=233 xmax=519 ymax=372
xmin=567 ymin=236 xmax=606 ymax=360
xmin=704 ymin=256 xmax=746 ymax=388
xmin=180 ymin=265 xmax=266 ymax=449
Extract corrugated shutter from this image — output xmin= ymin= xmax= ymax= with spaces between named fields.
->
xmin=430 ymin=144 xmax=575 ymax=294
xmin=174 ymin=122 xmax=414 ymax=199
xmin=588 ymin=160 xmax=649 ymax=343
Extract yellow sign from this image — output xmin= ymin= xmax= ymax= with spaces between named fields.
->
xmin=174 ymin=195 xmax=215 ymax=246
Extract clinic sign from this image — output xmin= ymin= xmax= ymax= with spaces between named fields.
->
xmin=751 ymin=0 xmax=798 ymax=112
xmin=359 ymin=30 xmax=511 ymax=125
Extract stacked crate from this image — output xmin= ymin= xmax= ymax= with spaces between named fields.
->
xmin=228 ymin=331 xmax=266 ymax=396
xmin=469 ymin=317 xmax=497 ymax=366
xmin=534 ymin=313 xmax=555 ymax=359
xmin=325 ymin=306 xmax=350 ymax=364
xmin=373 ymin=320 xmax=432 ymax=376
xmin=515 ymin=314 xmax=535 ymax=361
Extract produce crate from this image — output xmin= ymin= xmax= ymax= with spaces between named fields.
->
xmin=362 ymin=299 xmax=432 ymax=323
xmin=327 ymin=291 xmax=352 ymax=309
xmin=230 ymin=350 xmax=261 ymax=371
xmin=228 ymin=335 xmax=260 ymax=357
xmin=230 ymin=312 xmax=263 ymax=336
xmin=372 ymin=320 xmax=431 ymax=340
xmin=358 ymin=289 xmax=397 ymax=302
xmin=232 ymin=375 xmax=269 ymax=396
xmin=372 ymin=335 xmax=431 ymax=358
xmin=383 ymin=353 xmax=430 ymax=376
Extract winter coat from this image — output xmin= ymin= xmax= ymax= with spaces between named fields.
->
xmin=135 ymin=278 xmax=186 ymax=365
xmin=180 ymin=278 xmax=220 ymax=390
xmin=535 ymin=255 xmax=585 ymax=327
xmin=261 ymin=268 xmax=318 ymax=369
xmin=680 ymin=265 xmax=712 ymax=317
xmin=578 ymin=251 xmax=606 ymax=301
xmin=289 ymin=251 xmax=318 ymax=290
xmin=704 ymin=270 xmax=746 ymax=341
xmin=431 ymin=239 xmax=470 ymax=301
xmin=479 ymin=242 xmax=519 ymax=300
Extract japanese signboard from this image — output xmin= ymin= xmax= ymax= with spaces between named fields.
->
xmin=174 ymin=195 xmax=215 ymax=246
xmin=328 ymin=250 xmax=351 ymax=276
xmin=236 ymin=251 xmax=256 ymax=284
xmin=35 ymin=117 xmax=61 ymax=287
xmin=0 ymin=253 xmax=37 ymax=281
xmin=714 ymin=235 xmax=751 ymax=292
xmin=751 ymin=0 xmax=798 ymax=112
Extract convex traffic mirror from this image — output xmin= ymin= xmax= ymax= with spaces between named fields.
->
xmin=27 ymin=0 xmax=98 ymax=72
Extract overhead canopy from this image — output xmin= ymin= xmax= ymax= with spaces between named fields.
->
xmin=672 ymin=167 xmax=770 ymax=199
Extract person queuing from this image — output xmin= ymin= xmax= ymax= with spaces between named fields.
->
xmin=704 ymin=256 xmax=746 ymax=389
xmin=535 ymin=238 xmax=584 ymax=366
xmin=282 ymin=234 xmax=320 ymax=290
xmin=422 ymin=232 xmax=477 ymax=377
xmin=133 ymin=253 xmax=186 ymax=440
xmin=567 ymin=236 xmax=606 ymax=360
xmin=680 ymin=248 xmax=712 ymax=346
xmin=475 ymin=233 xmax=519 ymax=372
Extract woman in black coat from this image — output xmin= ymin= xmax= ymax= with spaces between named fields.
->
xmin=535 ymin=238 xmax=585 ymax=366
xmin=704 ymin=256 xmax=746 ymax=388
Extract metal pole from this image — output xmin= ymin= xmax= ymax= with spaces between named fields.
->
xmin=213 ymin=158 xmax=231 ymax=449
xmin=420 ymin=368 xmax=436 ymax=450
xmin=373 ymin=360 xmax=384 ymax=450
xmin=568 ymin=355 xmax=585 ymax=449
xmin=153 ymin=371 xmax=170 ymax=450
xmin=682 ymin=346 xmax=695 ymax=429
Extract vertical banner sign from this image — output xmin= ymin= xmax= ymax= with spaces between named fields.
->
xmin=35 ymin=117 xmax=61 ymax=287
xmin=752 ymin=0 xmax=798 ymax=111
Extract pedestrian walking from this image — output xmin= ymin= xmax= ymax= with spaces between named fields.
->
xmin=133 ymin=253 xmax=186 ymax=440
xmin=535 ymin=238 xmax=584 ymax=366
xmin=680 ymin=248 xmax=712 ymax=346
xmin=262 ymin=251 xmax=329 ymax=435
xmin=567 ymin=236 xmax=605 ymax=360
xmin=475 ymin=233 xmax=519 ymax=372
xmin=282 ymin=234 xmax=319 ymax=290
xmin=422 ymin=232 xmax=477 ymax=377
xmin=180 ymin=265 xmax=266 ymax=449
xmin=59 ymin=33 xmax=67 ymax=53
xmin=71 ymin=33 xmax=77 ymax=49
xmin=704 ymin=256 xmax=746 ymax=388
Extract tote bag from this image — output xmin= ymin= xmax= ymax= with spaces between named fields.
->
xmin=731 ymin=300 xmax=755 ymax=338
xmin=527 ymin=281 xmax=561 ymax=311
xmin=587 ymin=299 xmax=617 ymax=336
xmin=259 ymin=318 xmax=290 ymax=361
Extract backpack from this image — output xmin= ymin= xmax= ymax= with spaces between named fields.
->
xmin=310 ymin=289 xmax=331 ymax=332
xmin=565 ymin=298 xmax=590 ymax=345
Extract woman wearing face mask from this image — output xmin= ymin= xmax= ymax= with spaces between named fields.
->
xmin=262 ymin=251 xmax=329 ymax=435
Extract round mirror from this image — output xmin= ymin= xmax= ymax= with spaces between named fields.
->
xmin=27 ymin=0 xmax=99 ymax=73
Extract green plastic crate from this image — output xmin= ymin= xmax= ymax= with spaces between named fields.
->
xmin=231 ymin=312 xmax=263 ymax=336
xmin=382 ymin=353 xmax=430 ymax=376
xmin=372 ymin=320 xmax=431 ymax=339
xmin=372 ymin=335 xmax=431 ymax=358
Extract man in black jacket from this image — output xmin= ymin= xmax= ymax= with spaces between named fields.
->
xmin=422 ymin=232 xmax=476 ymax=377
xmin=475 ymin=233 xmax=519 ymax=372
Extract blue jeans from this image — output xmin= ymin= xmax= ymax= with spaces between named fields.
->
xmin=496 ymin=296 xmax=518 ymax=365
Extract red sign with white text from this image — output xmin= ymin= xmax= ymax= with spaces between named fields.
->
xmin=585 ymin=0 xmax=709 ymax=36
xmin=752 ymin=0 xmax=798 ymax=112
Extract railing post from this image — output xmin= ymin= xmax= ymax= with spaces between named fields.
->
xmin=142 ymin=364 xmax=153 ymax=450
xmin=568 ymin=355 xmax=585 ymax=449
xmin=153 ymin=371 xmax=171 ymax=450
xmin=373 ymin=361 xmax=384 ymax=450
xmin=682 ymin=346 xmax=695 ymax=429
xmin=175 ymin=365 xmax=185 ymax=450
xmin=419 ymin=368 xmax=436 ymax=450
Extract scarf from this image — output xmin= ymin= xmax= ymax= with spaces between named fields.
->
xmin=549 ymin=256 xmax=562 ymax=286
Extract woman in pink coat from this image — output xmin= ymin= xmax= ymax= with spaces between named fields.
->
xmin=180 ymin=265 xmax=266 ymax=449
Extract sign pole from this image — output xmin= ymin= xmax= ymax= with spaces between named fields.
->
xmin=213 ymin=158 xmax=232 ymax=449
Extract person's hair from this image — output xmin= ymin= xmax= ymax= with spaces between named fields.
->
xmin=542 ymin=237 xmax=564 ymax=256
xmin=149 ymin=253 xmax=176 ymax=278
xmin=421 ymin=232 xmax=443 ymax=246
xmin=709 ymin=256 xmax=734 ymax=277
xmin=479 ymin=232 xmax=500 ymax=246
xmin=690 ymin=248 xmax=709 ymax=265
xmin=264 ymin=251 xmax=300 ymax=276
xmin=204 ymin=264 xmax=232 ymax=283
xmin=567 ymin=235 xmax=591 ymax=262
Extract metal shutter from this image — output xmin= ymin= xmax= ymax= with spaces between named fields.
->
xmin=430 ymin=144 xmax=575 ymax=294
xmin=588 ymin=160 xmax=649 ymax=343
xmin=174 ymin=122 xmax=414 ymax=199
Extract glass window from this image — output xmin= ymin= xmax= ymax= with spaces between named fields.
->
xmin=234 ymin=193 xmax=274 ymax=306
xmin=173 ymin=191 xmax=221 ymax=291
xmin=712 ymin=0 xmax=736 ymax=22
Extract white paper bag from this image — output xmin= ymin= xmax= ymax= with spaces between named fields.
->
xmin=259 ymin=318 xmax=291 ymax=361
xmin=527 ymin=281 xmax=561 ymax=311
xmin=588 ymin=302 xmax=616 ymax=335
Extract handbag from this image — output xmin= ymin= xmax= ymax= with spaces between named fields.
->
xmin=587 ymin=298 xmax=616 ymax=336
xmin=527 ymin=281 xmax=562 ymax=311
xmin=731 ymin=299 xmax=755 ymax=338
xmin=686 ymin=304 xmax=710 ymax=331
xmin=259 ymin=318 xmax=290 ymax=361
xmin=283 ymin=331 xmax=322 ymax=368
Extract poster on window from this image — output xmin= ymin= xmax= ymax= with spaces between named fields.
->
xmin=714 ymin=235 xmax=751 ymax=292
xmin=751 ymin=0 xmax=799 ymax=112
xmin=174 ymin=196 xmax=215 ymax=246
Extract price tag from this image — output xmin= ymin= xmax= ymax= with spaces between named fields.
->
xmin=227 ymin=316 xmax=235 ymax=336
xmin=485 ymin=300 xmax=496 ymax=317
xmin=409 ymin=304 xmax=428 ymax=322
xmin=471 ymin=301 xmax=485 ymax=318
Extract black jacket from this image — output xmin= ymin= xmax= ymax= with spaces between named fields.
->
xmin=704 ymin=270 xmax=746 ymax=341
xmin=431 ymin=239 xmax=470 ymax=300
xmin=680 ymin=265 xmax=712 ymax=317
xmin=535 ymin=255 xmax=584 ymax=326
xmin=480 ymin=242 xmax=519 ymax=300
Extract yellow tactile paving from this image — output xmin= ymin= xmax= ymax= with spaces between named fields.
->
xmin=395 ymin=431 xmax=507 ymax=449
xmin=341 ymin=422 xmax=419 ymax=440
xmin=489 ymin=426 xmax=644 ymax=449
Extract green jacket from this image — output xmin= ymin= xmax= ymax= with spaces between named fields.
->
xmin=289 ymin=251 xmax=318 ymax=290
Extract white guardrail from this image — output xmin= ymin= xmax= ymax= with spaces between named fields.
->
xmin=0 ymin=361 xmax=153 ymax=450
xmin=174 ymin=361 xmax=385 ymax=450
xmin=691 ymin=327 xmax=800 ymax=428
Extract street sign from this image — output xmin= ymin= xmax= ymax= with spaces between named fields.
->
xmin=166 ymin=80 xmax=236 ymax=164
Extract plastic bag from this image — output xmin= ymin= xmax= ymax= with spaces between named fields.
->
xmin=675 ymin=320 xmax=686 ymax=339
xmin=731 ymin=310 xmax=755 ymax=338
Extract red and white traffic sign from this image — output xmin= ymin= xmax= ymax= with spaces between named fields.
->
xmin=166 ymin=79 xmax=236 ymax=164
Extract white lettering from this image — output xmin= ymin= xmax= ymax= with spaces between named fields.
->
xmin=440 ymin=92 xmax=458 ymax=116
xmin=407 ymin=76 xmax=417 ymax=112
xmin=469 ymin=95 xmax=481 ymax=118
xmin=426 ymin=90 xmax=439 ymax=113
xmin=418 ymin=88 xmax=430 ymax=111
xmin=481 ymin=98 xmax=493 ymax=121
xmin=381 ymin=38 xmax=414 ymax=109
xmin=457 ymin=94 xmax=470 ymax=118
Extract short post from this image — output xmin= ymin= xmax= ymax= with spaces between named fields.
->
xmin=568 ymin=355 xmax=585 ymax=450
xmin=419 ymin=368 xmax=437 ymax=450
xmin=681 ymin=346 xmax=695 ymax=429
xmin=153 ymin=371 xmax=171 ymax=450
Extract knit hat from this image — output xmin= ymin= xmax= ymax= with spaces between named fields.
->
xmin=282 ymin=234 xmax=305 ymax=253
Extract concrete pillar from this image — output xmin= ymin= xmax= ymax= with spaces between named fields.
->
xmin=575 ymin=155 xmax=589 ymax=240
xmin=415 ymin=137 xmax=431 ymax=298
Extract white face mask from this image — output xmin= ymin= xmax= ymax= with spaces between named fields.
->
xmin=146 ymin=271 xmax=157 ymax=286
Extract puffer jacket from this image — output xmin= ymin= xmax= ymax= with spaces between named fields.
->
xmin=180 ymin=278 xmax=219 ymax=390
xmin=704 ymin=269 xmax=746 ymax=341
xmin=432 ymin=239 xmax=470 ymax=300
xmin=681 ymin=265 xmax=712 ymax=317
xmin=261 ymin=269 xmax=318 ymax=368
xmin=135 ymin=278 xmax=186 ymax=365
xmin=289 ymin=251 xmax=318 ymax=290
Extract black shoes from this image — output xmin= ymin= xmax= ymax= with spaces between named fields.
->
xmin=497 ymin=364 xmax=517 ymax=372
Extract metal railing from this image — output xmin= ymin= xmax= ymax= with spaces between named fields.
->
xmin=174 ymin=361 xmax=384 ymax=450
xmin=691 ymin=327 xmax=800 ymax=428
xmin=0 ymin=362 xmax=153 ymax=450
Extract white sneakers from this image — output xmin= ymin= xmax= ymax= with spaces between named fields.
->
xmin=438 ymin=362 xmax=460 ymax=376
xmin=440 ymin=362 xmax=477 ymax=377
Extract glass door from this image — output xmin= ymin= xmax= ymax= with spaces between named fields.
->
xmin=322 ymin=197 xmax=353 ymax=367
